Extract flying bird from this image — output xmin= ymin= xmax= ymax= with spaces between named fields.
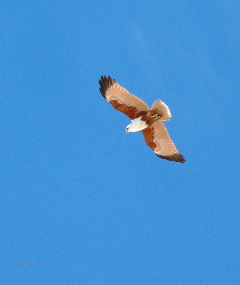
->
xmin=99 ymin=76 xmax=185 ymax=163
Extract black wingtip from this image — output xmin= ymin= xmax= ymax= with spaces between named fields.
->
xmin=99 ymin=75 xmax=116 ymax=98
xmin=156 ymin=153 xmax=186 ymax=163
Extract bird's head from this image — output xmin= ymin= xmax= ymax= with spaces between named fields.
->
xmin=125 ymin=123 xmax=140 ymax=133
xmin=126 ymin=123 xmax=136 ymax=133
xmin=125 ymin=124 xmax=131 ymax=133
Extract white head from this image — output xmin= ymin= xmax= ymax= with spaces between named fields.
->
xmin=126 ymin=123 xmax=137 ymax=133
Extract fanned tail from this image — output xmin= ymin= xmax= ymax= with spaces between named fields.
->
xmin=151 ymin=100 xmax=172 ymax=121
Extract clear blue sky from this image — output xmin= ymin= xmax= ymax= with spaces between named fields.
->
xmin=1 ymin=1 xmax=240 ymax=284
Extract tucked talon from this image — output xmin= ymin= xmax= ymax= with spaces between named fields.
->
xmin=151 ymin=114 xmax=161 ymax=119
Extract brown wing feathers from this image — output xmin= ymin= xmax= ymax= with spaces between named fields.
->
xmin=99 ymin=76 xmax=116 ymax=98
xmin=142 ymin=121 xmax=185 ymax=163
xmin=99 ymin=75 xmax=149 ymax=119
xmin=157 ymin=153 xmax=185 ymax=163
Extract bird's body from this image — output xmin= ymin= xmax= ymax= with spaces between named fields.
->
xmin=126 ymin=116 xmax=148 ymax=132
xmin=99 ymin=76 xmax=185 ymax=163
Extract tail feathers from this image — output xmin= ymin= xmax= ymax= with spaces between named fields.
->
xmin=151 ymin=100 xmax=172 ymax=121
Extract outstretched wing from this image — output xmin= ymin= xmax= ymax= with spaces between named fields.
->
xmin=141 ymin=121 xmax=185 ymax=163
xmin=99 ymin=76 xmax=148 ymax=119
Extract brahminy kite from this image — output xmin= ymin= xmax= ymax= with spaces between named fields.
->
xmin=99 ymin=76 xmax=185 ymax=163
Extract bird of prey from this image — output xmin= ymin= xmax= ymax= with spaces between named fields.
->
xmin=99 ymin=76 xmax=185 ymax=163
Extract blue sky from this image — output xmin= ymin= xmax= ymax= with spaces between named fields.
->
xmin=1 ymin=1 xmax=240 ymax=284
